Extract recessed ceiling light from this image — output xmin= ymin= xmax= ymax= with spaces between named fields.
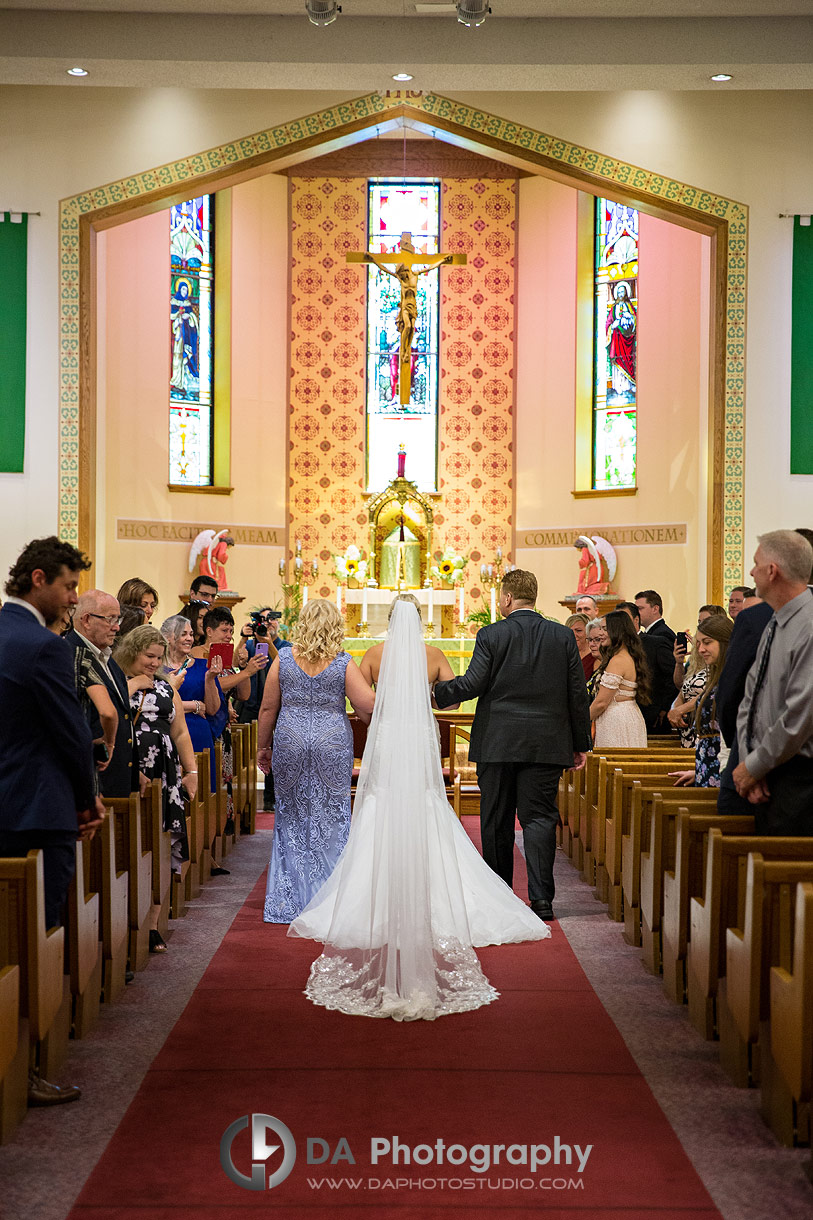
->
xmin=393 ymin=73 xmax=414 ymax=82
xmin=67 ymin=67 xmax=88 ymax=77
xmin=710 ymin=73 xmax=732 ymax=82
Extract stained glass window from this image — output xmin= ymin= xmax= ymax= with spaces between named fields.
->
xmin=169 ymin=195 xmax=214 ymax=485
xmin=593 ymin=199 xmax=638 ymax=490
xmin=366 ymin=182 xmax=440 ymax=492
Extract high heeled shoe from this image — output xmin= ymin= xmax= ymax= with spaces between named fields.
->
xmin=149 ymin=930 xmax=168 ymax=953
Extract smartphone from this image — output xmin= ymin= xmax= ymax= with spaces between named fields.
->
xmin=93 ymin=741 xmax=109 ymax=765
xmin=675 ymin=631 xmax=688 ymax=652
xmin=254 ymin=641 xmax=269 ymax=660
xmin=208 ymin=642 xmax=234 ymax=670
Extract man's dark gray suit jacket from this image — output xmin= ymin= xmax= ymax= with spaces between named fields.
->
xmin=433 ymin=609 xmax=592 ymax=766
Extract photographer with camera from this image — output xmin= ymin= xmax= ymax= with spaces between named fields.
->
xmin=237 ymin=609 xmax=287 ymax=811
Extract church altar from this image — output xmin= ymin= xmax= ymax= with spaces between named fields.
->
xmin=342 ymin=633 xmax=477 ymax=713
xmin=342 ymin=586 xmax=457 ymax=637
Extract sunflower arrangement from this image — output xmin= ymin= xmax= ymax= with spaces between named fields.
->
xmin=333 ymin=544 xmax=369 ymax=585
xmin=430 ymin=548 xmax=468 ymax=586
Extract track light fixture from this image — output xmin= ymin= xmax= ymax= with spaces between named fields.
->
xmin=456 ymin=0 xmax=491 ymax=26
xmin=305 ymin=0 xmax=341 ymax=27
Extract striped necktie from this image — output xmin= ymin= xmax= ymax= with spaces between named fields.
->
xmin=745 ymin=616 xmax=777 ymax=753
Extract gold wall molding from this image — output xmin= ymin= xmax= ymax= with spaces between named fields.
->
xmin=522 ymin=524 xmax=687 ymax=548
xmin=117 ymin=518 xmax=283 ymax=545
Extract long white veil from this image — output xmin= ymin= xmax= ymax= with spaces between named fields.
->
xmin=289 ymin=599 xmax=548 ymax=1020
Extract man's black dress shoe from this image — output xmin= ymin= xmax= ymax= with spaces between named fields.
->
xmin=531 ymin=901 xmax=556 ymax=921
xmin=210 ymin=866 xmax=230 ymax=876
xmin=28 ymin=1072 xmax=81 ymax=1107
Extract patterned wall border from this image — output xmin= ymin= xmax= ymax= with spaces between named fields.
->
xmin=61 ymin=89 xmax=746 ymax=594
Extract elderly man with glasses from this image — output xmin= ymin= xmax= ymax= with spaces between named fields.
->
xmin=66 ymin=590 xmax=144 ymax=800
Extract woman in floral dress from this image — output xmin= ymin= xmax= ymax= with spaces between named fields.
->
xmin=669 ymin=614 xmax=734 ymax=789
xmin=113 ymin=624 xmax=198 ymax=951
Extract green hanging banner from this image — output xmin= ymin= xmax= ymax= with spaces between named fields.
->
xmin=791 ymin=216 xmax=813 ymax=475
xmin=0 ymin=212 xmax=28 ymax=473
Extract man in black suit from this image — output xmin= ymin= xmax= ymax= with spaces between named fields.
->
xmin=715 ymin=597 xmax=774 ymax=815
xmin=434 ymin=570 xmax=591 ymax=921
xmin=0 ymin=536 xmax=105 ymax=1106
xmin=67 ymin=589 xmax=143 ymax=798
xmin=634 ymin=589 xmax=678 ymax=733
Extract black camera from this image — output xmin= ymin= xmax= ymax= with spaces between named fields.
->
xmin=249 ymin=611 xmax=268 ymax=639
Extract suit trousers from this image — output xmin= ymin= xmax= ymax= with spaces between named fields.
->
xmin=0 ymin=829 xmax=77 ymax=929
xmin=476 ymin=762 xmax=563 ymax=904
xmin=753 ymin=757 xmax=813 ymax=836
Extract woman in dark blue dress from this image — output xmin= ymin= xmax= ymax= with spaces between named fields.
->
xmin=258 ymin=599 xmax=375 ymax=923
xmin=669 ymin=614 xmax=734 ymax=789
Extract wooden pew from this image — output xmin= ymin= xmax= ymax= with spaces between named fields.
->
xmin=603 ymin=769 xmax=688 ymax=920
xmin=717 ymin=852 xmax=813 ymax=1099
xmin=0 ymin=853 xmax=66 ymax=1144
xmin=230 ymin=723 xmax=252 ymax=841
xmin=639 ymin=791 xmax=720 ymax=973
xmin=579 ymin=750 xmax=684 ymax=887
xmin=66 ymin=837 xmax=102 ymax=1038
xmin=449 ymin=724 xmax=480 ymax=818
xmin=0 ymin=883 xmax=23 ymax=1146
xmin=764 ymin=881 xmax=813 ymax=1147
xmin=244 ymin=720 xmax=259 ymax=834
xmin=661 ymin=810 xmax=755 ymax=1005
xmin=105 ymin=791 xmax=153 ymax=973
xmin=688 ymin=835 xmax=813 ymax=1042
xmin=591 ymin=763 xmax=684 ymax=905
xmin=624 ymin=785 xmax=717 ymax=948
xmin=184 ymin=748 xmax=210 ymax=902
xmin=211 ymin=738 xmax=226 ymax=868
xmin=141 ymin=777 xmax=171 ymax=940
xmin=89 ymin=805 xmax=129 ymax=1003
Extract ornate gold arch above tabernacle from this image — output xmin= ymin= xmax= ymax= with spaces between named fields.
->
xmin=367 ymin=476 xmax=435 ymax=588
xmin=61 ymin=89 xmax=746 ymax=598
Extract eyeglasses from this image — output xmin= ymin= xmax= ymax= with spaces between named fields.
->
xmin=89 ymin=613 xmax=123 ymax=626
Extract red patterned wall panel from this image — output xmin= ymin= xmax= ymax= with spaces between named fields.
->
xmin=439 ymin=179 xmax=516 ymax=609
xmin=288 ymin=175 xmax=516 ymax=609
xmin=289 ymin=178 xmax=368 ymax=596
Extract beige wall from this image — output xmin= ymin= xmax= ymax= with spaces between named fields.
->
xmin=99 ymin=173 xmax=289 ymax=624
xmin=515 ymin=175 xmax=710 ymax=628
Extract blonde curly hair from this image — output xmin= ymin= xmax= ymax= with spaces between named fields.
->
xmin=292 ymin=599 xmax=345 ymax=664
xmin=112 ymin=623 xmax=166 ymax=673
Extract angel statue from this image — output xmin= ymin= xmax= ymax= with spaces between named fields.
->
xmin=189 ymin=528 xmax=235 ymax=592
xmin=574 ymin=534 xmax=617 ymax=596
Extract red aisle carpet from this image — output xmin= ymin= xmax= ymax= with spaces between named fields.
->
xmin=68 ymin=817 xmax=721 ymax=1219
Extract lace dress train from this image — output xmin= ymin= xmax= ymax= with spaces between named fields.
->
xmin=288 ymin=601 xmax=549 ymax=1021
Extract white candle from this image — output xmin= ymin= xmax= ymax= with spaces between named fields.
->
xmin=458 ymin=585 xmax=465 ymax=621
xmin=362 ymin=584 xmax=368 ymax=621
xmin=427 ymin=584 xmax=433 ymax=624
xmin=490 ymin=587 xmax=496 ymax=623
xmin=302 ymin=584 xmax=308 ymax=606
xmin=336 ymin=585 xmax=342 ymax=613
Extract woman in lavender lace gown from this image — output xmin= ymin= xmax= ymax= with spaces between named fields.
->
xmin=258 ymin=600 xmax=375 ymax=923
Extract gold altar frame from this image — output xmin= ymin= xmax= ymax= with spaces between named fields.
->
xmin=367 ymin=476 xmax=434 ymax=589
xmin=60 ymin=90 xmax=745 ymax=602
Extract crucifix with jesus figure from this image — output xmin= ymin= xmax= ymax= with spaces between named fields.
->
xmin=347 ymin=231 xmax=467 ymax=405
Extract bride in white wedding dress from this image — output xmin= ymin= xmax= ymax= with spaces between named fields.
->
xmin=287 ymin=598 xmax=550 ymax=1021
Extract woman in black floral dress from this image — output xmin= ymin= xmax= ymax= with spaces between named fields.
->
xmin=113 ymin=624 xmax=198 ymax=951
xmin=669 ymin=614 xmax=734 ymax=789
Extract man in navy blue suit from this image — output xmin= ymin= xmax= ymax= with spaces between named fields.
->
xmin=0 ymin=536 xmax=105 ymax=1106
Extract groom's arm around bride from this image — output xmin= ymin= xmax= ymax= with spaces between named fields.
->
xmin=433 ymin=570 xmax=591 ymax=918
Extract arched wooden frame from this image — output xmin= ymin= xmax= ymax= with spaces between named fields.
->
xmin=60 ymin=90 xmax=746 ymax=601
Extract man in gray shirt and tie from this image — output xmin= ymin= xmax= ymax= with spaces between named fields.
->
xmin=734 ymin=529 xmax=813 ymax=834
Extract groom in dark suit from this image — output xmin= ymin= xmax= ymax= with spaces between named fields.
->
xmin=434 ymin=570 xmax=591 ymax=920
